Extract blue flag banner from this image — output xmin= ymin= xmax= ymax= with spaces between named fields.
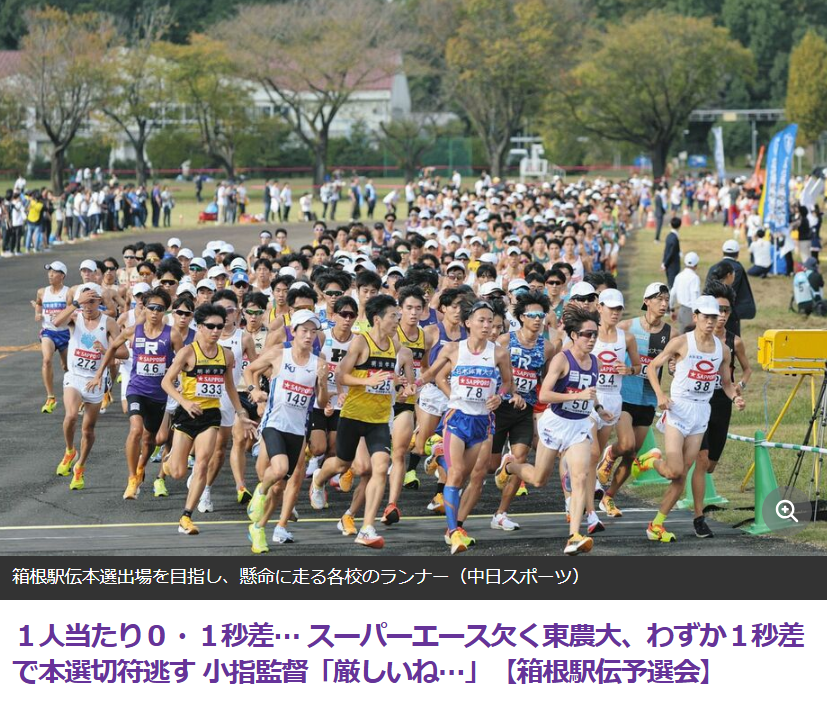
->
xmin=712 ymin=126 xmax=725 ymax=181
xmin=762 ymin=124 xmax=798 ymax=233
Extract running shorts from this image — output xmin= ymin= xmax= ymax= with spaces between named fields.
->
xmin=537 ymin=408 xmax=593 ymax=452
xmin=261 ymin=427 xmax=305 ymax=478
xmin=335 ymin=417 xmax=390 ymax=462
xmin=172 ymin=406 xmax=221 ymax=439
xmin=40 ymin=328 xmax=70 ymax=352
xmin=492 ymin=402 xmax=534 ymax=453
xmin=126 ymin=394 xmax=166 ymax=436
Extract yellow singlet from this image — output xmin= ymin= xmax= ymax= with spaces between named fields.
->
xmin=180 ymin=341 xmax=227 ymax=410
xmin=397 ymin=324 xmax=425 ymax=405
xmin=340 ymin=332 xmax=396 ymax=424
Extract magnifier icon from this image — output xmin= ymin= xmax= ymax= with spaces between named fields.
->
xmin=775 ymin=499 xmax=799 ymax=523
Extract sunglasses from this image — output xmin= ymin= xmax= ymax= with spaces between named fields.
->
xmin=160 ymin=279 xmax=177 ymax=286
xmin=174 ymin=309 xmax=193 ymax=317
xmin=523 ymin=311 xmax=546 ymax=319
xmin=233 ymin=281 xmax=249 ymax=287
xmin=146 ymin=303 xmax=167 ymax=313
xmin=447 ymin=271 xmax=465 ymax=279
xmin=470 ymin=300 xmax=495 ymax=315
xmin=105 ymin=266 xmax=118 ymax=272
xmin=337 ymin=310 xmax=357 ymax=319
xmin=718 ymin=306 xmax=731 ymax=314
xmin=139 ymin=270 xmax=153 ymax=276
xmin=123 ymin=255 xmax=136 ymax=260
xmin=397 ymin=250 xmax=410 ymax=255
xmin=546 ymin=280 xmax=563 ymax=286
xmin=576 ymin=329 xmax=599 ymax=339
xmin=324 ymin=289 xmax=344 ymax=297
xmin=222 ymin=306 xmax=237 ymax=314
xmin=572 ymin=294 xmax=598 ymax=303
xmin=244 ymin=308 xmax=264 ymax=316
xmin=357 ymin=239 xmax=368 ymax=244
xmin=202 ymin=322 xmax=225 ymax=330
xmin=190 ymin=266 xmax=204 ymax=272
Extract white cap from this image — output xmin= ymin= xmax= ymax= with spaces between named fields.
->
xmin=684 ymin=252 xmax=700 ymax=267
xmin=722 ymin=239 xmax=740 ymax=254
xmin=598 ymin=288 xmax=625 ymax=308
xmin=177 ymin=282 xmax=197 ymax=297
xmin=78 ymin=282 xmax=102 ymax=296
xmin=570 ymin=281 xmax=597 ymax=298
xmin=79 ymin=258 xmax=97 ymax=271
xmin=505 ymin=236 xmax=520 ymax=245
xmin=693 ymin=295 xmax=721 ymax=316
xmin=508 ymin=278 xmax=530 ymax=292
xmin=178 ymin=248 xmax=194 ymax=260
xmin=470 ymin=236 xmax=484 ymax=246
xmin=190 ymin=257 xmax=207 ymax=270
xmin=446 ymin=260 xmax=466 ymax=272
xmin=424 ymin=239 xmax=439 ymax=250
xmin=479 ymin=253 xmax=498 ymax=264
xmin=219 ymin=243 xmax=235 ymax=254
xmin=587 ymin=214 xmax=600 ymax=222
xmin=44 ymin=261 xmax=67 ymax=275
xmin=131 ymin=282 xmax=151 ymax=296
xmin=507 ymin=246 xmax=521 ymax=256
xmin=289 ymin=281 xmax=314 ymax=292
xmin=477 ymin=222 xmax=489 ymax=231
xmin=643 ymin=281 xmax=669 ymax=300
xmin=455 ymin=248 xmax=471 ymax=259
xmin=386 ymin=266 xmax=404 ymax=278
xmin=355 ymin=260 xmax=377 ymax=272
xmin=279 ymin=266 xmax=298 ymax=278
xmin=447 ymin=234 xmax=461 ymax=244
xmin=259 ymin=230 xmax=272 ymax=239
xmin=229 ymin=257 xmax=248 ymax=271
xmin=201 ymin=249 xmax=215 ymax=259
xmin=208 ymin=265 xmax=227 ymax=279
xmin=290 ymin=309 xmax=322 ymax=330
xmin=196 ymin=279 xmax=217 ymax=292
xmin=205 ymin=241 xmax=220 ymax=252
xmin=480 ymin=282 xmax=505 ymax=296
xmin=167 ymin=237 xmax=182 ymax=248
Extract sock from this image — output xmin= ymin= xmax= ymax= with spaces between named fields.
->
xmin=408 ymin=452 xmax=422 ymax=470
xmin=437 ymin=456 xmax=448 ymax=471
xmin=457 ymin=520 xmax=464 ymax=528
xmin=183 ymin=509 xmax=193 ymax=518
xmin=437 ymin=482 xmax=445 ymax=495
xmin=653 ymin=511 xmax=667 ymax=526
xmin=444 ymin=485 xmax=460 ymax=533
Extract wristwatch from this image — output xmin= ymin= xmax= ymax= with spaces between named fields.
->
xmin=246 ymin=384 xmax=256 ymax=393
xmin=72 ymin=299 xmax=79 ymax=308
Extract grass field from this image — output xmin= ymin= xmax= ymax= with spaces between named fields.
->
xmin=620 ymin=220 xmax=827 ymax=547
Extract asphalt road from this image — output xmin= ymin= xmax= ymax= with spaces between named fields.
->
xmin=1 ymin=223 xmax=823 ymax=556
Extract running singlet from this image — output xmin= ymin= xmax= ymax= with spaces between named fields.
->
xmin=42 ymin=286 xmax=69 ymax=331
xmin=671 ymin=333 xmax=722 ymax=404
xmin=428 ymin=320 xmax=467 ymax=366
xmin=180 ymin=341 xmax=227 ymax=409
xmin=421 ymin=308 xmax=439 ymax=327
xmin=711 ymin=330 xmax=736 ymax=402
xmin=241 ymin=327 xmax=268 ymax=387
xmin=219 ymin=329 xmax=244 ymax=389
xmin=68 ymin=314 xmax=110 ymax=377
xmin=448 ymin=340 xmax=498 ymax=416
xmin=260 ymin=347 xmax=318 ymax=435
xmin=621 ymin=318 xmax=671 ymax=407
xmin=127 ymin=323 xmax=175 ymax=401
xmin=315 ymin=329 xmax=353 ymax=410
xmin=505 ymin=331 xmax=545 ymax=406
xmin=397 ymin=324 xmax=426 ymax=404
xmin=340 ymin=333 xmax=396 ymax=424
xmin=593 ymin=329 xmax=627 ymax=394
xmin=551 ymin=349 xmax=598 ymax=420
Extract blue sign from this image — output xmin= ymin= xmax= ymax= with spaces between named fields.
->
xmin=763 ymin=124 xmax=798 ymax=233
xmin=687 ymin=155 xmax=708 ymax=168
xmin=633 ymin=155 xmax=652 ymax=169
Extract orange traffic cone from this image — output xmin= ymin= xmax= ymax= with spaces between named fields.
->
xmin=682 ymin=207 xmax=691 ymax=227
xmin=645 ymin=209 xmax=655 ymax=229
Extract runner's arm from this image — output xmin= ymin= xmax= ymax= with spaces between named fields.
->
xmin=315 ymin=353 xmax=330 ymax=409
xmin=161 ymin=346 xmax=194 ymax=407
xmin=733 ymin=336 xmax=752 ymax=391
xmin=646 ymin=336 xmax=686 ymax=406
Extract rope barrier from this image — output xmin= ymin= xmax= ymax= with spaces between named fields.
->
xmin=726 ymin=432 xmax=827 ymax=456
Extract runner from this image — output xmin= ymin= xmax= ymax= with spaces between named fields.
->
xmin=161 ymin=303 xmax=257 ymax=535
xmin=309 ymin=294 xmax=416 ymax=549
xmin=495 ymin=305 xmax=613 ymax=555
xmin=245 ymin=310 xmax=329 ymax=554
xmin=642 ymin=295 xmax=746 ymax=542
xmin=33 ymin=261 xmax=70 ymax=413
xmin=51 ymin=283 xmax=123 ymax=489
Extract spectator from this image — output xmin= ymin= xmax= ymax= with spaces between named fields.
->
xmin=299 ymin=192 xmax=313 ymax=222
xmin=793 ymin=257 xmax=825 ymax=315
xmin=661 ymin=216 xmax=682 ymax=287
xmin=654 ymin=181 xmax=668 ymax=241
xmin=747 ymin=229 xmax=772 ymax=278
xmin=670 ymin=251 xmax=701 ymax=332
xmin=707 ymin=239 xmax=754 ymax=336
xmin=281 ymin=182 xmax=292 ymax=222
xmin=791 ymin=202 xmax=812 ymax=263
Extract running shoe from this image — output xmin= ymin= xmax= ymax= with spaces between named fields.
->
xmin=337 ymin=514 xmax=357 ymax=536
xmin=495 ymin=453 xmax=516 ymax=490
xmin=329 ymin=473 xmax=340 ymax=488
xmin=403 ymin=469 xmax=421 ymax=490
xmin=338 ymin=468 xmax=354 ymax=493
xmin=150 ymin=446 xmax=163 ymax=463
xmin=187 ymin=455 xmax=195 ymax=469
xmin=56 ymin=448 xmax=77 ymax=476
xmin=449 ymin=529 xmax=467 ymax=555
xmin=594 ymin=482 xmax=605 ymax=503
xmin=424 ymin=452 xmax=441 ymax=476
xmin=309 ymin=470 xmax=328 ymax=510
xmin=424 ymin=433 xmax=442 ymax=457
xmin=290 ymin=507 xmax=300 ymax=522
xmin=247 ymin=483 xmax=266 ymax=524
xmin=69 ymin=465 xmax=85 ymax=490
xmin=272 ymin=525 xmax=294 ymax=544
xmin=178 ymin=516 xmax=199 ymax=535
xmin=490 ymin=512 xmax=520 ymax=531
xmin=237 ymin=487 xmax=253 ymax=504
xmin=41 ymin=397 xmax=57 ymax=414
xmin=381 ymin=502 xmax=401 ymax=525
xmin=599 ymin=495 xmax=623 ymax=517
xmin=596 ymin=445 xmax=616 ymax=485
xmin=427 ymin=492 xmax=445 ymax=514
xmin=153 ymin=477 xmax=168 ymax=497
xmin=355 ymin=525 xmax=384 ymax=549
xmin=197 ymin=487 xmax=214 ymax=513
xmin=248 ymin=523 xmax=269 ymax=554
xmin=563 ymin=533 xmax=593 ymax=555
xmin=587 ymin=518 xmax=605 ymax=535
xmin=123 ymin=477 xmax=139 ymax=500
xmin=135 ymin=467 xmax=145 ymax=490
xmin=443 ymin=527 xmax=476 ymax=547
xmin=408 ymin=431 xmax=417 ymax=451
xmin=100 ymin=391 xmax=111 ymax=413
xmin=516 ymin=481 xmax=528 ymax=496
xmin=646 ymin=522 xmax=676 ymax=543
xmin=693 ymin=516 xmax=714 ymax=539
xmin=632 ymin=448 xmax=663 ymax=478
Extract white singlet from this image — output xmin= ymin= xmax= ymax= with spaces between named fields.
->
xmin=42 ymin=286 xmax=69 ymax=331
xmin=671 ymin=332 xmax=723 ymax=404
xmin=261 ymin=348 xmax=318 ymax=436
xmin=315 ymin=328 xmax=353 ymax=410
xmin=447 ymin=340 xmax=498 ymax=416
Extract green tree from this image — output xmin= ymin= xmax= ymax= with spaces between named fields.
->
xmin=786 ymin=30 xmax=827 ymax=144
xmin=379 ymin=117 xmax=443 ymax=181
xmin=559 ymin=11 xmax=754 ymax=179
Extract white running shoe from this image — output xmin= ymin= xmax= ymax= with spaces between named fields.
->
xmin=272 ymin=525 xmax=294 ymax=544
xmin=490 ymin=512 xmax=520 ymax=531
xmin=309 ymin=470 xmax=327 ymax=510
xmin=197 ymin=487 xmax=213 ymax=513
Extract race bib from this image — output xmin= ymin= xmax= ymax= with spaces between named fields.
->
xmin=366 ymin=369 xmax=393 ymax=395
xmin=74 ymin=348 xmax=101 ymax=372
xmin=137 ymin=353 xmax=166 ymax=377
xmin=459 ymin=375 xmax=494 ymax=401
xmin=242 ymin=353 xmax=250 ymax=373
xmin=561 ymin=386 xmax=591 ymax=415
xmin=638 ymin=354 xmax=652 ymax=378
xmin=326 ymin=362 xmax=338 ymax=393
xmin=196 ymin=373 xmax=224 ymax=399
xmin=282 ymin=379 xmax=313 ymax=408
xmin=513 ymin=367 xmax=538 ymax=394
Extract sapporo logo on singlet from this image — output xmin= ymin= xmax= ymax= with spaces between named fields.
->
xmin=597 ymin=349 xmax=618 ymax=371
xmin=688 ymin=358 xmax=717 ymax=382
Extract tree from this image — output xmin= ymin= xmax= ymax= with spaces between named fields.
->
xmin=444 ymin=0 xmax=584 ymax=177
xmin=786 ymin=30 xmax=827 ymax=145
xmin=379 ymin=117 xmax=442 ymax=182
xmin=559 ymin=11 xmax=754 ymax=179
xmin=101 ymin=4 xmax=174 ymax=185
xmin=0 ymin=92 xmax=28 ymax=176
xmin=19 ymin=8 xmax=116 ymax=191
xmin=161 ymin=34 xmax=252 ymax=179
xmin=217 ymin=0 xmax=410 ymax=187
